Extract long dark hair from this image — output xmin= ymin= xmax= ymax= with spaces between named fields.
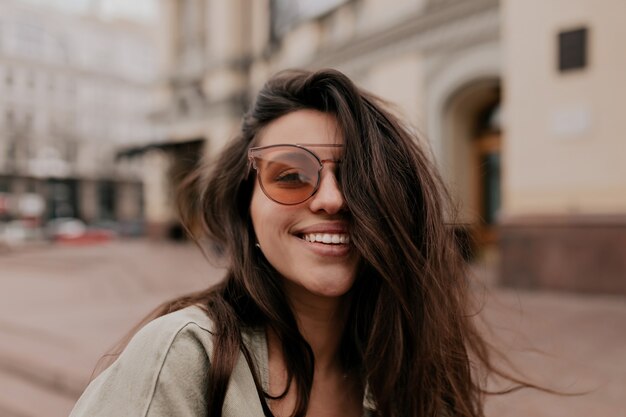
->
xmin=109 ymin=69 xmax=529 ymax=416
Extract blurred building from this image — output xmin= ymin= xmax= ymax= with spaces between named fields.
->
xmin=145 ymin=0 xmax=624 ymax=293
xmin=0 ymin=0 xmax=161 ymax=229
xmin=500 ymin=0 xmax=626 ymax=293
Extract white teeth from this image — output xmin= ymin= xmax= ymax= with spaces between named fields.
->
xmin=303 ymin=233 xmax=350 ymax=244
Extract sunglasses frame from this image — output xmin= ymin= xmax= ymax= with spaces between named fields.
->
xmin=247 ymin=143 xmax=344 ymax=205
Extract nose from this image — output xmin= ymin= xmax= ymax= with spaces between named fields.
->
xmin=308 ymin=166 xmax=345 ymax=214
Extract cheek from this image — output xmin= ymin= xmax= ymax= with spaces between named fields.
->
xmin=250 ymin=187 xmax=300 ymax=268
xmin=250 ymin=187 xmax=266 ymax=241
xmin=250 ymin=186 xmax=283 ymax=244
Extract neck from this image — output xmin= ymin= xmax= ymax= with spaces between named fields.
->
xmin=264 ymin=286 xmax=362 ymax=416
xmin=282 ymin=284 xmax=350 ymax=372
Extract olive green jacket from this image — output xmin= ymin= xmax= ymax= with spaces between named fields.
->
xmin=69 ymin=306 xmax=375 ymax=416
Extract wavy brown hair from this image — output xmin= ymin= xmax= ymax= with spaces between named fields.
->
xmin=105 ymin=69 xmax=533 ymax=416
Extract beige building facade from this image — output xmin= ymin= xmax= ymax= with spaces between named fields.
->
xmin=499 ymin=0 xmax=626 ymax=292
xmin=0 ymin=0 xmax=160 ymax=232
xmin=148 ymin=0 xmax=624 ymax=292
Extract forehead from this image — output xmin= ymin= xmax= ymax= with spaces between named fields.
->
xmin=256 ymin=109 xmax=343 ymax=148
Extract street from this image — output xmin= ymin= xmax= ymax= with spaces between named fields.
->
xmin=0 ymin=240 xmax=624 ymax=417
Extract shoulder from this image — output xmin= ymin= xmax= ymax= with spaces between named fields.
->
xmin=122 ymin=305 xmax=216 ymax=379
xmin=70 ymin=305 xmax=215 ymax=417
xmin=133 ymin=304 xmax=216 ymax=354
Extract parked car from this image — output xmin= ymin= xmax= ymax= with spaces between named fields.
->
xmin=45 ymin=218 xmax=116 ymax=244
xmin=45 ymin=217 xmax=86 ymax=240
xmin=0 ymin=219 xmax=43 ymax=247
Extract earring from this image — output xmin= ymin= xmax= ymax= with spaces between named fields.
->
xmin=255 ymin=242 xmax=261 ymax=249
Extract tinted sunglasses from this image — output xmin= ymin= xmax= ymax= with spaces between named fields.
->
xmin=247 ymin=144 xmax=343 ymax=205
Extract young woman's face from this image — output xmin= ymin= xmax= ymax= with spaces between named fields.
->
xmin=250 ymin=109 xmax=359 ymax=301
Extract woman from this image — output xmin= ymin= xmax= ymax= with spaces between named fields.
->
xmin=70 ymin=68 xmax=518 ymax=417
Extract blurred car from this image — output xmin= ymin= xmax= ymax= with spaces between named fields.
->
xmin=1 ymin=220 xmax=28 ymax=246
xmin=119 ymin=219 xmax=145 ymax=237
xmin=45 ymin=217 xmax=86 ymax=240
xmin=45 ymin=217 xmax=116 ymax=244
xmin=0 ymin=219 xmax=44 ymax=248
xmin=89 ymin=219 xmax=147 ymax=237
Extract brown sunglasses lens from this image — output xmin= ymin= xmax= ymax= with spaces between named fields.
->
xmin=254 ymin=149 xmax=320 ymax=204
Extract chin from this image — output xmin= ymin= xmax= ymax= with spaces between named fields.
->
xmin=304 ymin=274 xmax=356 ymax=298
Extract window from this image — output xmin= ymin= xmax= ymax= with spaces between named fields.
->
xmin=27 ymin=71 xmax=35 ymax=88
xmin=0 ymin=177 xmax=9 ymax=193
xmin=558 ymin=27 xmax=588 ymax=72
xmin=270 ymin=0 xmax=348 ymax=40
xmin=16 ymin=21 xmax=44 ymax=58
xmin=98 ymin=181 xmax=116 ymax=220
xmin=5 ymin=110 xmax=14 ymax=127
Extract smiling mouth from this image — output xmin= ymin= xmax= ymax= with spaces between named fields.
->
xmin=300 ymin=233 xmax=350 ymax=245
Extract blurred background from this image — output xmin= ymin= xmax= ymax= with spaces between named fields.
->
xmin=0 ymin=0 xmax=624 ymax=416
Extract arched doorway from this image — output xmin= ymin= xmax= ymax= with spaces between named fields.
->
xmin=442 ymin=79 xmax=502 ymax=256
xmin=473 ymin=100 xmax=501 ymax=245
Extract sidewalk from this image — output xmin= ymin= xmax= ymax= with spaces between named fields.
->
xmin=0 ymin=240 xmax=219 ymax=417
xmin=0 ymin=241 xmax=624 ymax=416
xmin=481 ymin=288 xmax=626 ymax=416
